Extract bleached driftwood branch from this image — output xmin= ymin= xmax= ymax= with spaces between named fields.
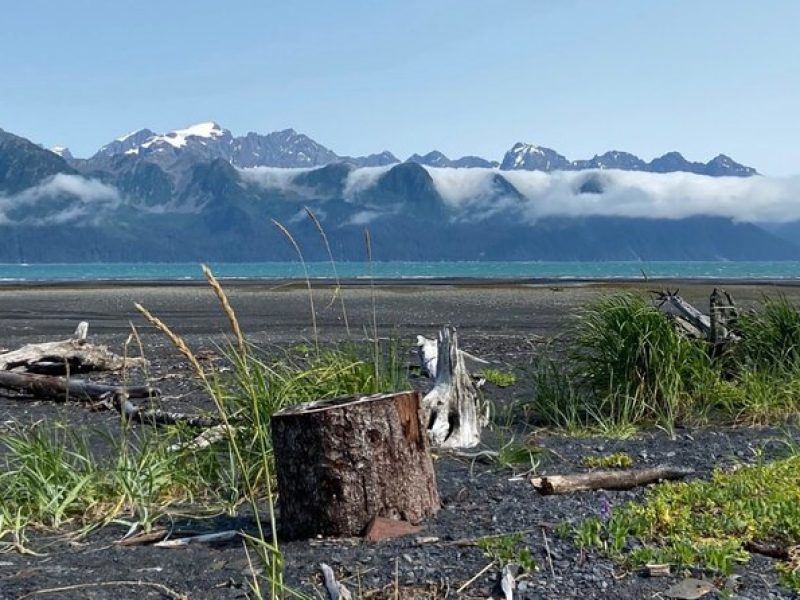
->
xmin=0 ymin=323 xmax=146 ymax=373
xmin=421 ymin=326 xmax=489 ymax=448
xmin=531 ymin=465 xmax=695 ymax=495
xmin=655 ymin=289 xmax=739 ymax=347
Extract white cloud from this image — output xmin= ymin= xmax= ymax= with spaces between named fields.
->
xmin=200 ymin=164 xmax=800 ymax=225
xmin=346 ymin=210 xmax=384 ymax=225
xmin=0 ymin=174 xmax=120 ymax=225
xmin=342 ymin=165 xmax=394 ymax=198
xmin=423 ymin=167 xmax=800 ymax=223
xmin=237 ymin=166 xmax=313 ymax=195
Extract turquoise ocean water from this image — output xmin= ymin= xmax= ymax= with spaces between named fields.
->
xmin=2 ymin=262 xmax=800 ymax=282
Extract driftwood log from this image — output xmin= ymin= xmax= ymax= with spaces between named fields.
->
xmin=0 ymin=371 xmax=156 ymax=402
xmin=271 ymin=391 xmax=440 ymax=540
xmin=0 ymin=323 xmax=220 ymax=433
xmin=0 ymin=330 xmax=146 ymax=373
xmin=421 ymin=326 xmax=489 ymax=448
xmin=655 ymin=288 xmax=739 ymax=349
xmin=531 ymin=465 xmax=695 ymax=495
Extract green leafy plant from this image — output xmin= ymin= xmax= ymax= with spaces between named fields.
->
xmin=582 ymin=452 xmax=633 ymax=469
xmin=478 ymin=532 xmax=537 ymax=573
xmin=481 ymin=368 xmax=517 ymax=387
xmin=569 ymin=450 xmax=800 ymax=589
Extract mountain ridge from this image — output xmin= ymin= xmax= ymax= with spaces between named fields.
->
xmin=0 ymin=125 xmax=794 ymax=264
xmin=47 ymin=121 xmax=758 ymax=177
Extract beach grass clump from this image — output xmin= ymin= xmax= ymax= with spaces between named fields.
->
xmin=569 ymin=448 xmax=800 ymax=590
xmin=526 ymin=292 xmax=800 ymax=434
xmin=0 ymin=422 xmax=226 ymax=552
xmin=526 ymin=293 xmax=715 ymax=434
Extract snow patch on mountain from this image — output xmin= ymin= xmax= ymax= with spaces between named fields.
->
xmin=140 ymin=122 xmax=228 ymax=150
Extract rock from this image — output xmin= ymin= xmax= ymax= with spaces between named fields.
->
xmin=364 ymin=516 xmax=421 ymax=543
xmin=665 ymin=578 xmax=717 ymax=599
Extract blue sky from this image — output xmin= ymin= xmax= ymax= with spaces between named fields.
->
xmin=2 ymin=1 xmax=798 ymax=175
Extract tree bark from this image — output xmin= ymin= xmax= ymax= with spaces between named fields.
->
xmin=271 ymin=391 xmax=440 ymax=540
xmin=531 ymin=465 xmax=694 ymax=495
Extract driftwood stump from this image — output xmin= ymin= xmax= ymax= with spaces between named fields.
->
xmin=422 ymin=326 xmax=488 ymax=448
xmin=271 ymin=391 xmax=440 ymax=540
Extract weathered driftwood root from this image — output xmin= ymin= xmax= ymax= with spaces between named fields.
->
xmin=415 ymin=333 xmax=489 ymax=378
xmin=654 ymin=290 xmax=712 ymax=339
xmin=0 ymin=324 xmax=146 ymax=373
xmin=531 ymin=465 xmax=695 ymax=495
xmin=421 ymin=326 xmax=489 ymax=448
xmin=654 ymin=289 xmax=739 ymax=349
xmin=709 ymin=287 xmax=739 ymax=346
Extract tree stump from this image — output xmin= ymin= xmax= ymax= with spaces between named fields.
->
xmin=271 ymin=390 xmax=440 ymax=540
xmin=422 ymin=326 xmax=489 ymax=448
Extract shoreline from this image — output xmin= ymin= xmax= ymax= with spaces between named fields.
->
xmin=3 ymin=276 xmax=800 ymax=291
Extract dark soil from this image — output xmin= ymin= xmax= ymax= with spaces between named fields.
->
xmin=1 ymin=281 xmax=799 ymax=600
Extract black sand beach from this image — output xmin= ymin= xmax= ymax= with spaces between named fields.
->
xmin=1 ymin=280 xmax=799 ymax=599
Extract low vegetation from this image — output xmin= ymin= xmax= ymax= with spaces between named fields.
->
xmin=480 ymin=368 xmax=517 ymax=387
xmin=4 ymin=257 xmax=800 ymax=597
xmin=582 ymin=452 xmax=634 ymax=469
xmin=526 ymin=292 xmax=800 ymax=435
xmin=569 ymin=445 xmax=800 ymax=590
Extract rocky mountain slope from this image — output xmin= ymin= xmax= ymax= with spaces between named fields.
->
xmin=0 ymin=124 xmax=794 ymax=263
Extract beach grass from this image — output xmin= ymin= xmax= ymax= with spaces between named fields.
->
xmin=524 ymin=291 xmax=800 ymax=435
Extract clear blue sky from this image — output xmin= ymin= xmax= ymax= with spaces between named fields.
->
xmin=2 ymin=1 xmax=798 ymax=175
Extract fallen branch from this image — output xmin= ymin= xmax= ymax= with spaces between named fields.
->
xmin=531 ymin=465 xmax=695 ymax=495
xmin=320 ymin=563 xmax=352 ymax=600
xmin=0 ymin=328 xmax=146 ymax=373
xmin=0 ymin=371 xmax=156 ymax=403
xmin=744 ymin=540 xmax=790 ymax=560
xmin=166 ymin=423 xmax=237 ymax=452
xmin=654 ymin=290 xmax=711 ymax=339
xmin=153 ymin=529 xmax=240 ymax=548
xmin=18 ymin=580 xmax=187 ymax=600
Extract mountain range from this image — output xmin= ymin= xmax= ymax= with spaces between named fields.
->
xmin=0 ymin=122 xmax=797 ymax=263
xmin=52 ymin=121 xmax=757 ymax=177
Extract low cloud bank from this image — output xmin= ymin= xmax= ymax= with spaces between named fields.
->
xmin=241 ymin=164 xmax=800 ymax=224
xmin=0 ymin=174 xmax=120 ymax=225
xmin=426 ymin=167 xmax=800 ymax=223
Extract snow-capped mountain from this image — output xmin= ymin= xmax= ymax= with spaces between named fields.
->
xmin=47 ymin=145 xmax=74 ymax=162
xmin=500 ymin=143 xmax=571 ymax=171
xmin=84 ymin=121 xmax=757 ymax=177
xmin=0 ymin=126 xmax=794 ymax=264
xmin=572 ymin=151 xmax=646 ymax=171
xmin=500 ymin=144 xmax=756 ymax=176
